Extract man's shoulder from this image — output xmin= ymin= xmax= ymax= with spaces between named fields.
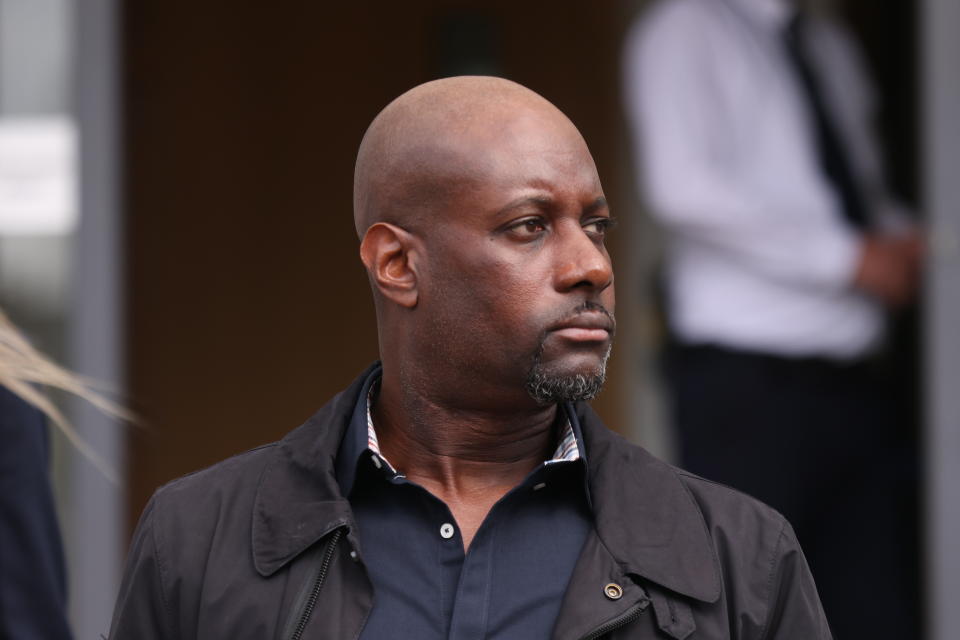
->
xmin=589 ymin=419 xmax=788 ymax=539
xmin=675 ymin=466 xmax=790 ymax=535
xmin=599 ymin=432 xmax=812 ymax=606
xmin=599 ymin=434 xmax=829 ymax=637
xmin=134 ymin=366 xmax=375 ymax=563
xmin=624 ymin=435 xmax=791 ymax=545
xmin=147 ymin=442 xmax=280 ymax=526
xmin=594 ymin=426 xmax=795 ymax=581
xmin=146 ymin=366 xmax=373 ymax=521
xmin=156 ymin=442 xmax=278 ymax=495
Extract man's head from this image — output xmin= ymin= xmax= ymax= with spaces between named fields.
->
xmin=355 ymin=77 xmax=615 ymax=409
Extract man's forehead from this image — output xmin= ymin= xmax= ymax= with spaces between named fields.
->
xmin=394 ymin=102 xmax=596 ymax=192
xmin=354 ymin=77 xmax=595 ymax=235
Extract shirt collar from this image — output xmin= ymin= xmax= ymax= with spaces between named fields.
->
xmin=334 ymin=367 xmax=381 ymax=497
xmin=335 ymin=368 xmax=587 ymax=497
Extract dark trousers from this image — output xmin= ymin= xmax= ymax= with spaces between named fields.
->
xmin=665 ymin=344 xmax=919 ymax=640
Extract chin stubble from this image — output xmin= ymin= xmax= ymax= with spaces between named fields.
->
xmin=524 ymin=343 xmax=612 ymax=405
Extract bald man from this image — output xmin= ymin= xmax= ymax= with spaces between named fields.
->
xmin=110 ymin=77 xmax=831 ymax=640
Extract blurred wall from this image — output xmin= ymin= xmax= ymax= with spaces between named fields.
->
xmin=923 ymin=0 xmax=960 ymax=636
xmin=122 ymin=1 xmax=632 ymax=530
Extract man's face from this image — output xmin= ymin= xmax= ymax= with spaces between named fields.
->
xmin=414 ymin=109 xmax=615 ymax=406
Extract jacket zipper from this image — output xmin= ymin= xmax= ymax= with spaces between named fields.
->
xmin=289 ymin=528 xmax=344 ymax=640
xmin=578 ymin=599 xmax=649 ymax=640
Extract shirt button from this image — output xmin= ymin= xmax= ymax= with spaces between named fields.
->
xmin=440 ymin=523 xmax=455 ymax=539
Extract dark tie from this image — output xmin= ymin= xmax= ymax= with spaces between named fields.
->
xmin=783 ymin=14 xmax=869 ymax=230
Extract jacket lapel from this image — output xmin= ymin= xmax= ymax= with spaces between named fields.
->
xmin=251 ymin=364 xmax=379 ymax=577
xmin=552 ymin=531 xmax=652 ymax=640
xmin=573 ymin=403 xmax=722 ymax=603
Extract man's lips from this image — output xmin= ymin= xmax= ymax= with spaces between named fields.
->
xmin=548 ymin=312 xmax=614 ymax=342
xmin=552 ymin=327 xmax=610 ymax=341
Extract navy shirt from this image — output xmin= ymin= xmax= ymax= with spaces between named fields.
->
xmin=335 ymin=370 xmax=593 ymax=639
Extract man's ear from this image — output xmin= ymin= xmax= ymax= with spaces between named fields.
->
xmin=359 ymin=222 xmax=419 ymax=308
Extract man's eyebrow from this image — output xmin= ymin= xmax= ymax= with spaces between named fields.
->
xmin=495 ymin=195 xmax=553 ymax=216
xmin=496 ymin=195 xmax=608 ymax=217
xmin=584 ymin=197 xmax=608 ymax=215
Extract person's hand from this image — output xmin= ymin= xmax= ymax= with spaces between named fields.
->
xmin=853 ymin=232 xmax=924 ymax=307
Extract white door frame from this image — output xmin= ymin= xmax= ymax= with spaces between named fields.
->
xmin=68 ymin=1 xmax=125 ymax=636
xmin=923 ymin=0 xmax=960 ymax=636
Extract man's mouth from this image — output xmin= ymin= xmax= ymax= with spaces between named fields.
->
xmin=547 ymin=312 xmax=614 ymax=343
xmin=551 ymin=327 xmax=610 ymax=341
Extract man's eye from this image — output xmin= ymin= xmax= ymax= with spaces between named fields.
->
xmin=583 ymin=218 xmax=615 ymax=236
xmin=510 ymin=218 xmax=547 ymax=235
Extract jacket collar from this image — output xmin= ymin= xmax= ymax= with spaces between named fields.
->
xmin=251 ymin=363 xmax=378 ymax=576
xmin=252 ymin=364 xmax=721 ymax=604
xmin=574 ymin=402 xmax=721 ymax=603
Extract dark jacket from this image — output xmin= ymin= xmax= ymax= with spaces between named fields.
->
xmin=109 ymin=365 xmax=831 ymax=639
xmin=0 ymin=386 xmax=72 ymax=639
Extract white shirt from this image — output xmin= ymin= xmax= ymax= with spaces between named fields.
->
xmin=623 ymin=0 xmax=911 ymax=359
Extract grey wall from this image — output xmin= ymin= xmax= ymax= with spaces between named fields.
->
xmin=923 ymin=0 xmax=960 ymax=636
xmin=0 ymin=0 xmax=70 ymax=115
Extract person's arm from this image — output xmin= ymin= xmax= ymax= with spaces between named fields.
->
xmin=0 ymin=388 xmax=73 ymax=639
xmin=808 ymin=17 xmax=924 ymax=306
xmin=758 ymin=521 xmax=833 ymax=640
xmin=109 ymin=493 xmax=176 ymax=639
xmin=622 ymin=3 xmax=862 ymax=292
xmin=812 ymin=18 xmax=918 ymax=238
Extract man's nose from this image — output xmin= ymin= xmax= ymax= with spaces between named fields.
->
xmin=554 ymin=226 xmax=614 ymax=292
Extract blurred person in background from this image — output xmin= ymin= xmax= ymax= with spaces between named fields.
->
xmin=623 ymin=0 xmax=921 ymax=638
xmin=0 ymin=308 xmax=125 ymax=639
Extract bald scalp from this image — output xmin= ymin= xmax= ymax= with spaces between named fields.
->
xmin=352 ymin=76 xmax=572 ymax=238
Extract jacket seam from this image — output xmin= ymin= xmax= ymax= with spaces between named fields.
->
xmin=151 ymin=494 xmax=179 ymax=640
xmin=673 ymin=471 xmax=723 ymax=600
xmin=593 ymin=525 xmax=631 ymax=578
xmin=160 ymin=443 xmax=277 ymax=493
xmin=757 ymin=518 xmax=788 ymax=640
xmin=675 ymin=471 xmax=790 ymax=523
xmin=350 ymin=611 xmax=373 ymax=640
xmin=250 ymin=457 xmax=276 ymax=575
xmin=348 ymin=547 xmax=374 ymax=640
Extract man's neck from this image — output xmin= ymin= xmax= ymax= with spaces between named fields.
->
xmin=371 ymin=373 xmax=561 ymax=549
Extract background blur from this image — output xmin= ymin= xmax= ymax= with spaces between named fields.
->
xmin=0 ymin=0 xmax=956 ymax=637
